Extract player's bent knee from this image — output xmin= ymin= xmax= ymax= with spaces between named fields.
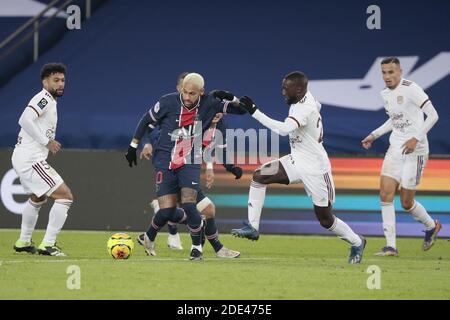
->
xmin=401 ymin=199 xmax=414 ymax=210
xmin=379 ymin=190 xmax=394 ymax=202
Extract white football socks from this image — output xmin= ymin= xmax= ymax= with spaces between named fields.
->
xmin=407 ymin=201 xmax=435 ymax=230
xmin=19 ymin=199 xmax=46 ymax=243
xmin=248 ymin=180 xmax=267 ymax=231
xmin=42 ymin=199 xmax=72 ymax=245
xmin=328 ymin=217 xmax=362 ymax=246
xmin=381 ymin=201 xmax=396 ymax=249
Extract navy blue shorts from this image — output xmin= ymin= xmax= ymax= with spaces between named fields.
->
xmin=155 ymin=165 xmax=201 ymax=197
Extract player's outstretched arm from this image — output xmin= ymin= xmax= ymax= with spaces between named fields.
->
xmin=239 ymin=96 xmax=297 ymax=136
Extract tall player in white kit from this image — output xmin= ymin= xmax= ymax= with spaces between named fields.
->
xmin=362 ymin=57 xmax=441 ymax=256
xmin=231 ymin=71 xmax=366 ymax=264
xmin=12 ymin=63 xmax=73 ymax=256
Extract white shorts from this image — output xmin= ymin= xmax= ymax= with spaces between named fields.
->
xmin=381 ymin=149 xmax=428 ymax=190
xmin=12 ymin=154 xmax=64 ymax=198
xmin=278 ymin=154 xmax=335 ymax=207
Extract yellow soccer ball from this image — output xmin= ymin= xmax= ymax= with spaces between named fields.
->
xmin=107 ymin=233 xmax=134 ymax=259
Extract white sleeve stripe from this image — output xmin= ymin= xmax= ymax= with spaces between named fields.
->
xmin=148 ymin=109 xmax=157 ymax=122
xmin=223 ymin=101 xmax=229 ymax=114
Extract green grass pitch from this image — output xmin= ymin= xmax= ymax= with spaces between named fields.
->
xmin=0 ymin=229 xmax=449 ymax=300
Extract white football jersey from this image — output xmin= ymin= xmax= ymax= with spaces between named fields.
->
xmin=15 ymin=89 xmax=58 ymax=161
xmin=380 ymin=78 xmax=430 ymax=155
xmin=287 ymin=91 xmax=331 ymax=174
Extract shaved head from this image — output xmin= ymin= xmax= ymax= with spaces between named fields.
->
xmin=182 ymin=73 xmax=205 ymax=90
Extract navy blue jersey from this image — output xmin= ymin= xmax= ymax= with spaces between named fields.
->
xmin=134 ymin=92 xmax=245 ymax=170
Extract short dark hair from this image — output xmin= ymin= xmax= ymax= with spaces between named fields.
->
xmin=381 ymin=57 xmax=400 ymax=65
xmin=285 ymin=71 xmax=308 ymax=87
xmin=41 ymin=63 xmax=67 ymax=80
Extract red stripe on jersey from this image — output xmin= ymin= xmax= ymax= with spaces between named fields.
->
xmin=202 ymin=125 xmax=216 ymax=147
xmin=169 ymin=106 xmax=199 ymax=170
xmin=179 ymin=107 xmax=197 ymax=126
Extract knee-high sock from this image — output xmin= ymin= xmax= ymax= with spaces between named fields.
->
xmin=146 ymin=207 xmax=173 ymax=241
xmin=381 ymin=201 xmax=396 ymax=248
xmin=152 ymin=201 xmax=181 ymax=234
xmin=407 ymin=201 xmax=435 ymax=230
xmin=328 ymin=216 xmax=362 ymax=246
xmin=205 ymin=218 xmax=223 ymax=252
xmin=20 ymin=199 xmax=46 ymax=242
xmin=42 ymin=199 xmax=72 ymax=245
xmin=182 ymin=202 xmax=203 ymax=250
xmin=168 ymin=208 xmax=186 ymax=234
xmin=248 ymin=180 xmax=267 ymax=230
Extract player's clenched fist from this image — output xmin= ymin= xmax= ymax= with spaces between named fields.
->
xmin=361 ymin=134 xmax=375 ymax=150
xmin=125 ymin=146 xmax=137 ymax=167
xmin=239 ymin=96 xmax=258 ymax=115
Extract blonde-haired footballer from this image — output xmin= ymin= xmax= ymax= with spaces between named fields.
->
xmin=12 ymin=63 xmax=73 ymax=256
xmin=362 ymin=57 xmax=441 ymax=256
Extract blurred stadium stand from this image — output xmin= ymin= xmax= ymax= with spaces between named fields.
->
xmin=0 ymin=0 xmax=106 ymax=88
xmin=0 ymin=0 xmax=449 ymax=154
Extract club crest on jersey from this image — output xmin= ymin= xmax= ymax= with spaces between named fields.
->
xmin=397 ymin=96 xmax=404 ymax=105
xmin=37 ymin=98 xmax=48 ymax=109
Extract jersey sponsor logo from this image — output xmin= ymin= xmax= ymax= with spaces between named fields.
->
xmin=37 ymin=98 xmax=48 ymax=109
xmin=309 ymin=52 xmax=450 ymax=111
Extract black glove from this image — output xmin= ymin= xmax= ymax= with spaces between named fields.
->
xmin=231 ymin=166 xmax=243 ymax=179
xmin=225 ymin=164 xmax=243 ymax=179
xmin=239 ymin=95 xmax=258 ymax=115
xmin=212 ymin=90 xmax=235 ymax=101
xmin=125 ymin=145 xmax=137 ymax=167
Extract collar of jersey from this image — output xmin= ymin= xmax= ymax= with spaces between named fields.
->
xmin=179 ymin=93 xmax=201 ymax=111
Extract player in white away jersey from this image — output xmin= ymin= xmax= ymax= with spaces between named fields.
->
xmin=231 ymin=71 xmax=366 ymax=264
xmin=362 ymin=57 xmax=441 ymax=256
xmin=11 ymin=63 xmax=73 ymax=256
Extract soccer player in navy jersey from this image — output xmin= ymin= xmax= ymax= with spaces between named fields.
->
xmin=138 ymin=111 xmax=243 ymax=258
xmin=125 ymin=73 xmax=245 ymax=260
